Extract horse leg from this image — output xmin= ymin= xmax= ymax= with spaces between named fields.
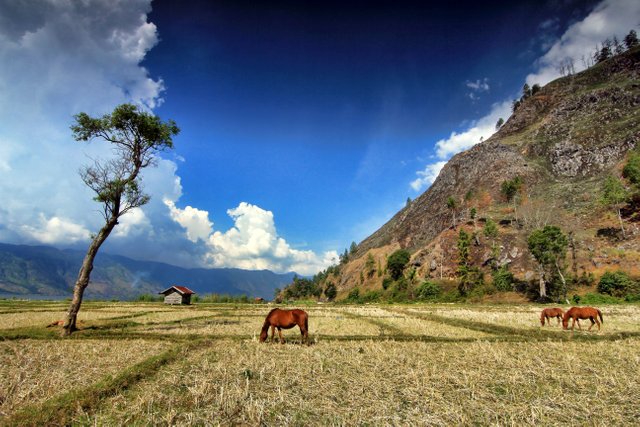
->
xmin=588 ymin=317 xmax=594 ymax=331
xmin=270 ymin=325 xmax=275 ymax=342
xmin=576 ymin=319 xmax=582 ymax=330
xmin=571 ymin=318 xmax=576 ymax=331
xmin=595 ymin=317 xmax=601 ymax=331
xmin=556 ymin=315 xmax=561 ymax=326
xmin=277 ymin=327 xmax=285 ymax=344
xmin=299 ymin=325 xmax=308 ymax=345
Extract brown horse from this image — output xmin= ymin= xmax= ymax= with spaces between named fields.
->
xmin=260 ymin=308 xmax=309 ymax=344
xmin=540 ymin=307 xmax=565 ymax=326
xmin=562 ymin=306 xmax=603 ymax=331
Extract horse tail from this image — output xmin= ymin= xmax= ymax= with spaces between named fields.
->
xmin=260 ymin=318 xmax=270 ymax=334
xmin=597 ymin=309 xmax=603 ymax=324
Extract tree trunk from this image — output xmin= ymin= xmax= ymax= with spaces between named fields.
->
xmin=617 ymin=208 xmax=626 ymax=239
xmin=538 ymin=264 xmax=547 ymax=298
xmin=62 ymin=219 xmax=117 ymax=336
xmin=555 ymin=260 xmax=569 ymax=304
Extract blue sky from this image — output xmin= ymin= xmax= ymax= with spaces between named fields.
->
xmin=1 ymin=0 xmax=638 ymax=274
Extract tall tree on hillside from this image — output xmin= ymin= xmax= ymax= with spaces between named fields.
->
xmin=501 ymin=176 xmax=523 ymax=223
xmin=601 ymin=176 xmax=630 ymax=239
xmin=63 ymin=104 xmax=179 ymax=336
xmin=349 ymin=241 xmax=358 ymax=255
xmin=446 ymin=196 xmax=458 ymax=228
xmin=495 ymin=117 xmax=504 ymax=130
xmin=483 ymin=218 xmax=499 ymax=268
xmin=457 ymin=229 xmax=482 ymax=295
xmin=624 ymin=30 xmax=638 ymax=49
xmin=528 ymin=226 xmax=569 ymax=302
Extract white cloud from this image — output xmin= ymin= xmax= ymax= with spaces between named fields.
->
xmin=112 ymin=208 xmax=151 ymax=239
xmin=206 ymin=203 xmax=337 ymax=275
xmin=466 ymin=78 xmax=490 ymax=92
xmin=164 ymin=199 xmax=213 ymax=243
xmin=19 ymin=215 xmax=90 ymax=245
xmin=526 ymin=0 xmax=640 ymax=86
xmin=410 ymin=161 xmax=447 ymax=191
xmin=164 ymin=201 xmax=337 ymax=275
xmin=411 ymin=100 xmax=511 ymax=192
xmin=434 ymin=100 xmax=512 ymax=160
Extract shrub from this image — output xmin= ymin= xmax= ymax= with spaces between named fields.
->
xmin=382 ymin=277 xmax=393 ymax=290
xmin=345 ymin=288 xmax=361 ymax=303
xmin=572 ymin=271 xmax=595 ymax=287
xmin=361 ymin=290 xmax=382 ymax=303
xmin=622 ymin=153 xmax=640 ymax=184
xmin=579 ymin=292 xmax=624 ymax=305
xmin=416 ymin=281 xmax=442 ymax=300
xmin=597 ymin=271 xmax=638 ymax=297
xmin=324 ymin=282 xmax=337 ymax=301
xmin=136 ymin=293 xmax=161 ymax=302
xmin=492 ymin=266 xmax=515 ymax=291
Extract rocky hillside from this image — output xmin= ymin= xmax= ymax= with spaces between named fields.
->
xmin=333 ymin=46 xmax=640 ymax=298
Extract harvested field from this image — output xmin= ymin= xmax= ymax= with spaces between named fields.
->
xmin=1 ymin=301 xmax=639 ymax=425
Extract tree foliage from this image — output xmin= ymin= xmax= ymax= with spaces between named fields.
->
xmin=597 ymin=271 xmax=638 ymax=298
xmin=457 ymin=229 xmax=482 ymax=295
xmin=601 ymin=175 xmax=630 ymax=238
xmin=527 ymin=225 xmax=568 ymax=300
xmin=387 ymin=249 xmax=411 ymax=280
xmin=624 ymin=29 xmax=639 ymax=49
xmin=500 ymin=176 xmax=522 ymax=202
xmin=622 ymin=153 xmax=640 ymax=185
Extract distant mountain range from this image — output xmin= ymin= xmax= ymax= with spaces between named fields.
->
xmin=0 ymin=242 xmax=295 ymax=299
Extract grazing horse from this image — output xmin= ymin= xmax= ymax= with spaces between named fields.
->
xmin=260 ymin=308 xmax=309 ymax=344
xmin=562 ymin=306 xmax=603 ymax=331
xmin=540 ymin=307 xmax=565 ymax=326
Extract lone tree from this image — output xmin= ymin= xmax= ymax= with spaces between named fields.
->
xmin=62 ymin=104 xmax=179 ymax=336
xmin=387 ymin=249 xmax=411 ymax=281
xmin=446 ymin=196 xmax=458 ymax=228
xmin=601 ymin=175 xmax=630 ymax=239
xmin=527 ymin=225 xmax=568 ymax=302
xmin=501 ymin=176 xmax=523 ymax=223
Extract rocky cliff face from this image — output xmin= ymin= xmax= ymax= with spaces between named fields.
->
xmin=335 ymin=46 xmax=640 ymax=296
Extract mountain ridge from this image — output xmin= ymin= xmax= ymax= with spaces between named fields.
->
xmin=331 ymin=45 xmax=640 ymax=299
xmin=0 ymin=242 xmax=295 ymax=299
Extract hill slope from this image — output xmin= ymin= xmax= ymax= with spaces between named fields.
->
xmin=0 ymin=243 xmax=295 ymax=299
xmin=335 ymin=46 xmax=640 ymax=298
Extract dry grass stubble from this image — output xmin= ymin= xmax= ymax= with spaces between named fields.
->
xmin=0 ymin=339 xmax=170 ymax=417
xmin=88 ymin=338 xmax=640 ymax=425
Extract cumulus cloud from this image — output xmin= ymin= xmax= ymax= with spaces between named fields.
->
xmin=164 ymin=199 xmax=213 ymax=243
xmin=19 ymin=215 xmax=90 ymax=245
xmin=526 ymin=0 xmax=640 ymax=86
xmin=165 ymin=201 xmax=337 ymax=275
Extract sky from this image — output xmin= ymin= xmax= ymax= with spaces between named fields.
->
xmin=1 ymin=0 xmax=639 ymax=275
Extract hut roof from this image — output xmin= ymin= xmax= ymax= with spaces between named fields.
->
xmin=159 ymin=285 xmax=196 ymax=296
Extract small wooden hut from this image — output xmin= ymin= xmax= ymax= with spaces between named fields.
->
xmin=159 ymin=285 xmax=195 ymax=305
